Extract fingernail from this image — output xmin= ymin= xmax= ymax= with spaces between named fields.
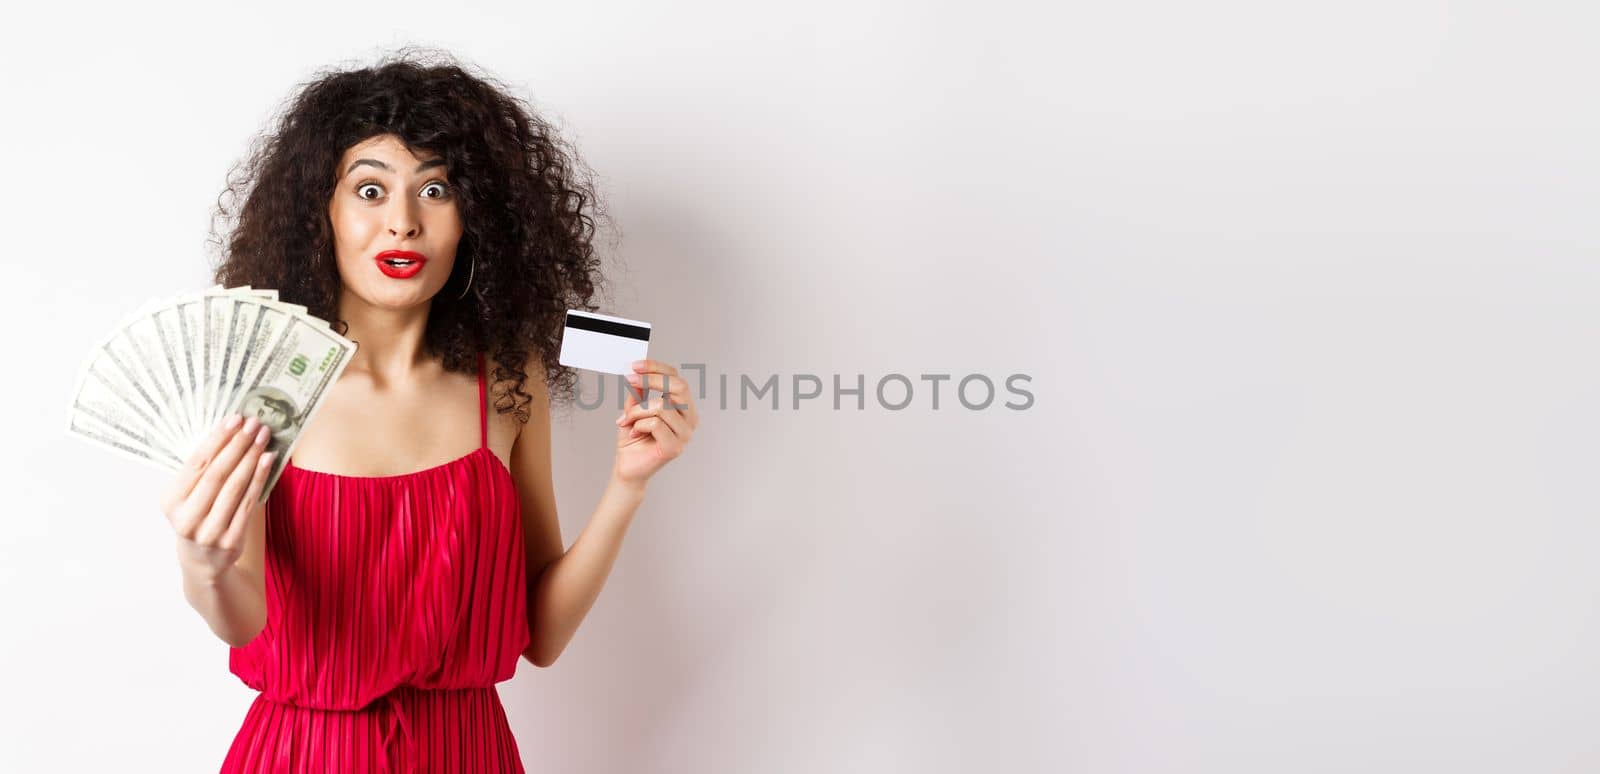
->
xmin=255 ymin=425 xmax=271 ymax=446
xmin=632 ymin=360 xmax=647 ymax=370
xmin=224 ymin=414 xmax=243 ymax=430
xmin=615 ymin=414 xmax=626 ymax=426
xmin=243 ymin=416 xmax=259 ymax=433
xmin=625 ymin=373 xmax=640 ymax=385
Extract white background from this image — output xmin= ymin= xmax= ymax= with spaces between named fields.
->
xmin=4 ymin=1 xmax=1597 ymax=772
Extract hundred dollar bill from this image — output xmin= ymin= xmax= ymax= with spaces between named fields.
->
xmin=204 ymin=287 xmax=284 ymax=428
xmin=206 ymin=290 xmax=255 ymax=428
xmin=65 ymin=352 xmax=188 ymax=470
xmin=130 ymin=297 xmax=183 ymax=435
xmin=67 ymin=411 xmax=184 ymax=473
xmin=115 ymin=296 xmax=199 ymax=444
xmin=149 ymin=301 xmax=196 ymax=443
xmin=218 ymin=314 xmax=356 ymax=503
xmin=74 ymin=316 xmax=186 ymax=455
xmin=202 ymin=291 xmax=230 ymax=430
xmin=70 ymin=355 xmax=185 ymax=459
xmin=214 ymin=299 xmax=292 ymax=431
xmin=99 ymin=317 xmax=187 ymax=450
xmin=173 ymin=284 xmax=222 ymax=439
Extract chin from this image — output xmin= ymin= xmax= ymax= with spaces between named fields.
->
xmin=355 ymin=281 xmax=443 ymax=310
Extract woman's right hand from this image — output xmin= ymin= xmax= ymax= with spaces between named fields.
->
xmin=160 ymin=413 xmax=277 ymax=584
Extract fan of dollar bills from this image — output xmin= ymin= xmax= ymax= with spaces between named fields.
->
xmin=66 ymin=284 xmax=358 ymax=502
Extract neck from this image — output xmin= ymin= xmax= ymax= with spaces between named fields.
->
xmin=336 ymin=289 xmax=434 ymax=385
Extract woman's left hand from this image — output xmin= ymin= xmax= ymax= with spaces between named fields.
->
xmin=613 ymin=359 xmax=698 ymax=487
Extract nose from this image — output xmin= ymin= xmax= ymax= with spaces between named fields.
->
xmin=386 ymin=198 xmax=422 ymax=239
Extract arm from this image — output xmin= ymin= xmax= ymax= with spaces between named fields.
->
xmin=510 ymin=365 xmax=648 ymax=668
xmin=180 ymin=547 xmax=266 ymax=648
xmin=165 ymin=416 xmax=273 ymax=648
xmin=179 ymin=462 xmax=268 ymax=647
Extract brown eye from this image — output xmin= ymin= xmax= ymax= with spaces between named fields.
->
xmin=422 ymin=182 xmax=451 ymax=199
xmin=357 ymin=183 xmax=383 ymax=200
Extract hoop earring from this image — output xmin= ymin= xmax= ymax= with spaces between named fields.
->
xmin=455 ymin=255 xmax=475 ymax=300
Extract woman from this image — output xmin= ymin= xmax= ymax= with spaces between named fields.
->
xmin=156 ymin=50 xmax=698 ymax=772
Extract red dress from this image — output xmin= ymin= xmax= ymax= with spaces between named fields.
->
xmin=223 ymin=353 xmax=530 ymax=773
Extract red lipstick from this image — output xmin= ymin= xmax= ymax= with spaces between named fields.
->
xmin=374 ymin=250 xmax=427 ymax=279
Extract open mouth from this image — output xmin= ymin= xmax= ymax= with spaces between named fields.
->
xmin=374 ymin=250 xmax=427 ymax=277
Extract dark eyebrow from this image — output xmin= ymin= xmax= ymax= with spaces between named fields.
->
xmin=344 ymin=157 xmax=448 ymax=177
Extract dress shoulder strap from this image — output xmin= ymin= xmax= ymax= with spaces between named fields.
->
xmin=476 ymin=352 xmax=488 ymax=450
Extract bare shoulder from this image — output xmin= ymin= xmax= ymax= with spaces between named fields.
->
xmin=494 ymin=350 xmax=562 ymax=568
xmin=485 ymin=350 xmax=551 ymax=443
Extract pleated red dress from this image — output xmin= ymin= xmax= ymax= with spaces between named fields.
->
xmin=222 ymin=353 xmax=530 ymax=773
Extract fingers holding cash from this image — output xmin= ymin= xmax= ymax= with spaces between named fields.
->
xmin=70 ymin=285 xmax=357 ymax=507
xmin=160 ymin=413 xmax=243 ymax=517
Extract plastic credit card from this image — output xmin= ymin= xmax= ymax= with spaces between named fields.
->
xmin=557 ymin=309 xmax=651 ymax=376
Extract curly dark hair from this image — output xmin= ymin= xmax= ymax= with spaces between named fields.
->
xmin=207 ymin=47 xmax=615 ymax=421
